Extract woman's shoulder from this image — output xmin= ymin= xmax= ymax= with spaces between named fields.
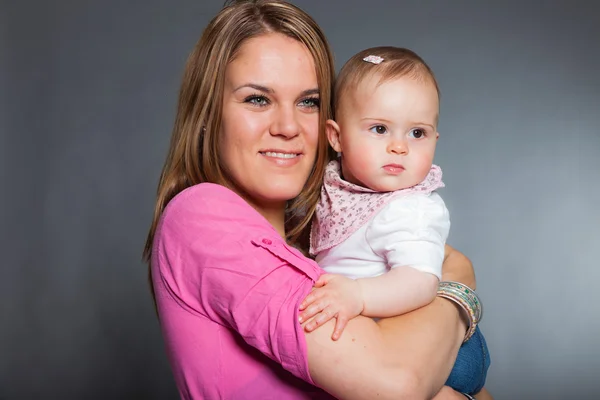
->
xmin=166 ymin=182 xmax=247 ymax=214
xmin=155 ymin=183 xmax=275 ymax=250
xmin=163 ymin=183 xmax=265 ymax=225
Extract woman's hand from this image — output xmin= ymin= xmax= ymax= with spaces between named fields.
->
xmin=433 ymin=387 xmax=494 ymax=400
xmin=299 ymin=274 xmax=364 ymax=340
xmin=432 ymin=386 xmax=470 ymax=399
xmin=442 ymin=244 xmax=476 ymax=289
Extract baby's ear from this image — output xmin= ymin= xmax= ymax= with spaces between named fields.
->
xmin=325 ymin=119 xmax=342 ymax=152
xmin=435 ymin=131 xmax=440 ymax=141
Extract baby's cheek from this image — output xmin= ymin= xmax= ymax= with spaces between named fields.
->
xmin=355 ymin=148 xmax=379 ymax=172
xmin=342 ymin=148 xmax=375 ymax=184
xmin=415 ymin=152 xmax=436 ymax=179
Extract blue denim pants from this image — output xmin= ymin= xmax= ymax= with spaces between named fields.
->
xmin=445 ymin=326 xmax=491 ymax=395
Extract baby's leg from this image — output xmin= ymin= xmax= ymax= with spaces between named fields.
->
xmin=444 ymin=326 xmax=491 ymax=395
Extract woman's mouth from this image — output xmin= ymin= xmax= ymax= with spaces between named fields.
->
xmin=259 ymin=150 xmax=303 ymax=167
xmin=260 ymin=151 xmax=300 ymax=159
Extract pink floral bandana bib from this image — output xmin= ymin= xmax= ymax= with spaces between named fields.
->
xmin=309 ymin=160 xmax=445 ymax=255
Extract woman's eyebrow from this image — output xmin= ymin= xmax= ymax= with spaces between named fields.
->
xmin=233 ymin=83 xmax=273 ymax=93
xmin=232 ymin=84 xmax=319 ymax=97
xmin=300 ymin=88 xmax=319 ymax=96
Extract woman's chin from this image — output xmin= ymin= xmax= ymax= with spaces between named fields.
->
xmin=257 ymin=183 xmax=305 ymax=204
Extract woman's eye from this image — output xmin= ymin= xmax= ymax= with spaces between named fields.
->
xmin=369 ymin=125 xmax=387 ymax=135
xmin=409 ymin=128 xmax=425 ymax=139
xmin=298 ymin=97 xmax=320 ymax=109
xmin=245 ymin=95 xmax=269 ymax=107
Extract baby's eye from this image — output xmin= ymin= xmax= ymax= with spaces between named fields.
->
xmin=369 ymin=125 xmax=387 ymax=135
xmin=409 ymin=128 xmax=426 ymax=139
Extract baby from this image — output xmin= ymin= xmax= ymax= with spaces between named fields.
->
xmin=299 ymin=46 xmax=490 ymax=396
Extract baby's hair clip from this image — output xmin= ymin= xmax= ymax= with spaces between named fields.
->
xmin=363 ymin=55 xmax=384 ymax=64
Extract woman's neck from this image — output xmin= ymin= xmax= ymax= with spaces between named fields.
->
xmin=260 ymin=207 xmax=286 ymax=238
xmin=226 ymin=182 xmax=287 ymax=238
xmin=246 ymin=197 xmax=287 ymax=238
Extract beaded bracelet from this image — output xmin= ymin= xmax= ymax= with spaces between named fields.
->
xmin=437 ymin=281 xmax=483 ymax=343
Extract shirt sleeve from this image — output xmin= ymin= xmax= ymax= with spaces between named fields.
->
xmin=153 ymin=183 xmax=321 ymax=384
xmin=365 ymin=192 xmax=450 ymax=280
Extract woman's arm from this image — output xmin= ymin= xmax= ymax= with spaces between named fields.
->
xmin=158 ymin=187 xmax=474 ymax=399
xmin=440 ymin=244 xmax=476 ymax=289
xmin=305 ymin=244 xmax=473 ymax=400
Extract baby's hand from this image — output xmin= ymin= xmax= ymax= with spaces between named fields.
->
xmin=298 ymin=274 xmax=364 ymax=340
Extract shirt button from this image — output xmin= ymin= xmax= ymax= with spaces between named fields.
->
xmin=262 ymin=238 xmax=272 ymax=245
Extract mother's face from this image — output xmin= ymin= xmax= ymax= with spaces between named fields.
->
xmin=219 ymin=33 xmax=320 ymax=212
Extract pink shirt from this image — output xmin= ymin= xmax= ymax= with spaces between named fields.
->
xmin=151 ymin=183 xmax=332 ymax=399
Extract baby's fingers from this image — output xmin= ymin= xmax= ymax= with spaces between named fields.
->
xmin=299 ymin=288 xmax=326 ymax=310
xmin=304 ymin=306 xmax=336 ymax=332
xmin=299 ymin=300 xmax=327 ymax=324
xmin=314 ymin=273 xmax=334 ymax=288
xmin=332 ymin=315 xmax=349 ymax=341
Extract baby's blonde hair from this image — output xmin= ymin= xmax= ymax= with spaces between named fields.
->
xmin=334 ymin=46 xmax=439 ymax=119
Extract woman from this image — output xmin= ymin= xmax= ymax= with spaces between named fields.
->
xmin=143 ymin=1 xmax=490 ymax=399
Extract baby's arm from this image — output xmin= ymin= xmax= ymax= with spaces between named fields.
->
xmin=357 ymin=266 xmax=439 ymax=317
xmin=362 ymin=192 xmax=450 ymax=318
xmin=300 ymin=193 xmax=450 ymax=337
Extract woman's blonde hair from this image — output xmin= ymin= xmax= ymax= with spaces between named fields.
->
xmin=143 ymin=0 xmax=335 ymax=266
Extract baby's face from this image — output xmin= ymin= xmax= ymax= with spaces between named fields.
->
xmin=330 ymin=74 xmax=440 ymax=192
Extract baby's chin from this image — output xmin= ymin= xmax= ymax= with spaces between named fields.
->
xmin=367 ymin=177 xmax=423 ymax=193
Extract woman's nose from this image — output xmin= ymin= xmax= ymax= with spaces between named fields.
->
xmin=270 ymin=105 xmax=300 ymax=138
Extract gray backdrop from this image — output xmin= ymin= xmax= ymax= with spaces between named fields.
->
xmin=2 ymin=1 xmax=599 ymax=399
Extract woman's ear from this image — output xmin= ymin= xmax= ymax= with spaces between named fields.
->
xmin=326 ymin=119 xmax=342 ymax=153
